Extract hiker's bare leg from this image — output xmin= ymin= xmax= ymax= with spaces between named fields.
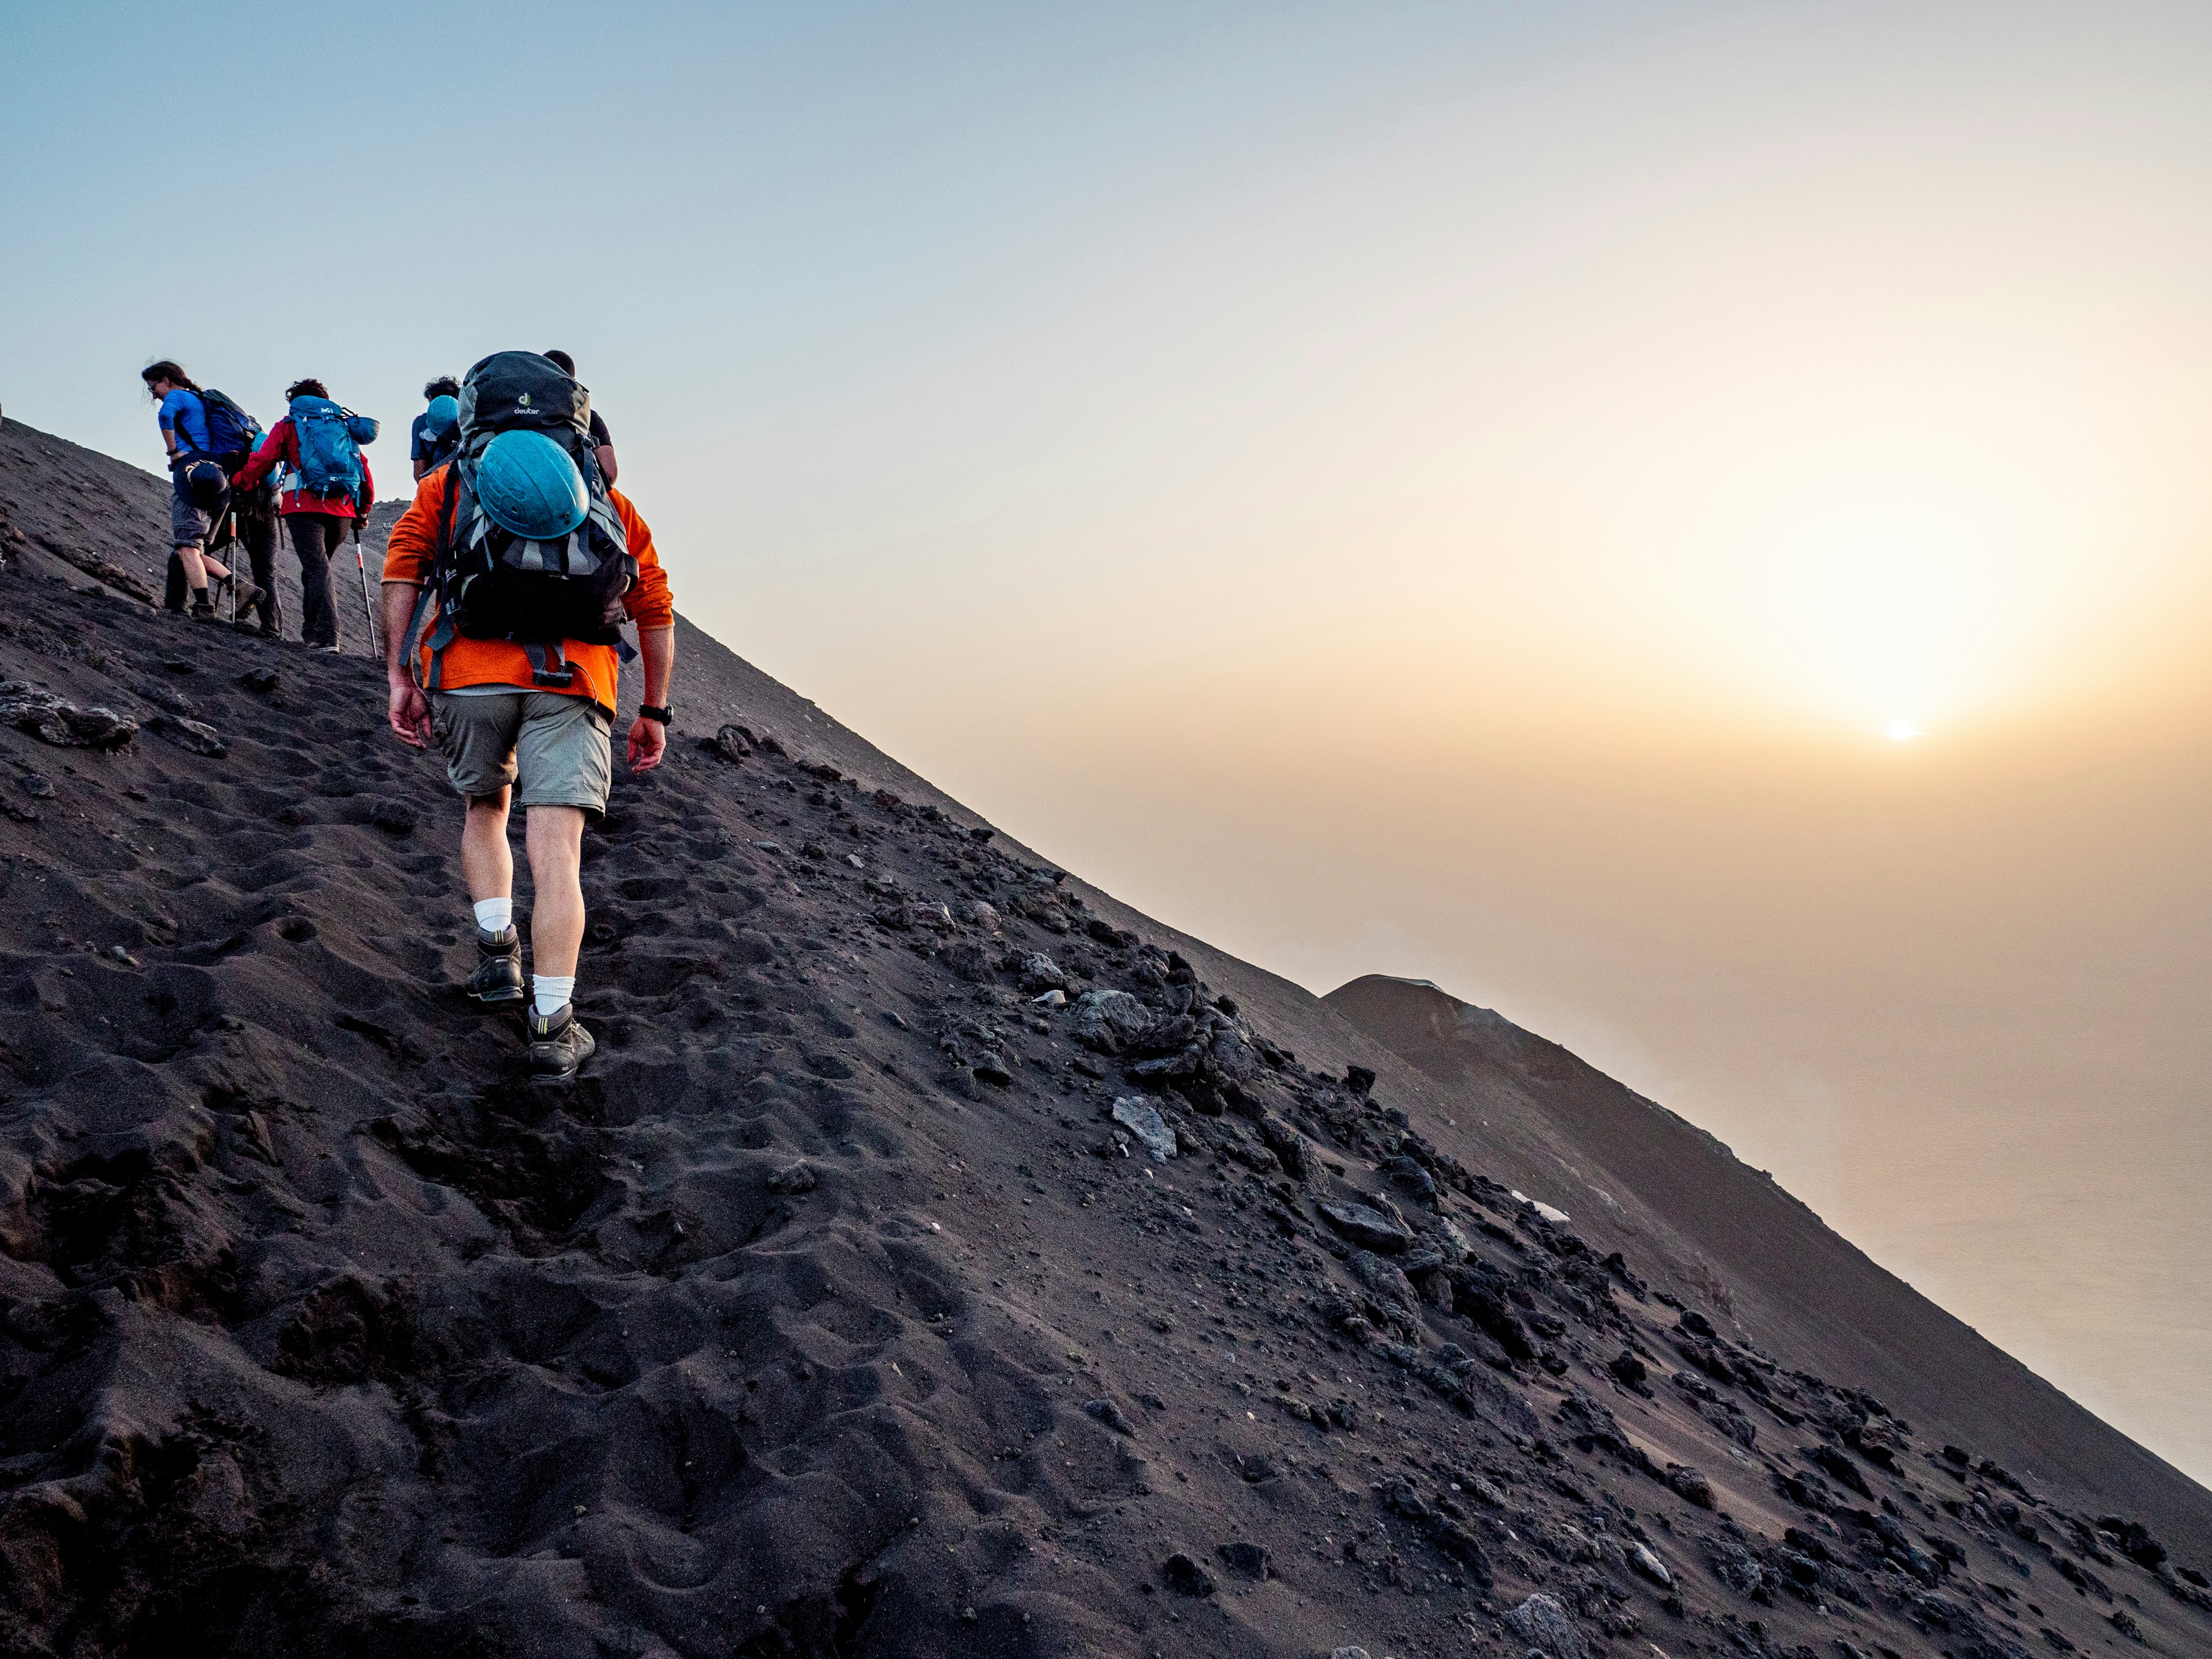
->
xmin=176 ymin=543 xmax=211 ymax=588
xmin=524 ymin=805 xmax=586 ymax=979
xmin=461 ymin=790 xmax=514 ymax=905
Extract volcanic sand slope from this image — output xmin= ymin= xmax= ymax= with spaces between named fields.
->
xmin=0 ymin=417 xmax=2207 ymax=1659
xmin=1321 ymin=978 xmax=2212 ymax=1561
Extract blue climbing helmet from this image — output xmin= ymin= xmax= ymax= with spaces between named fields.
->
xmin=472 ymin=429 xmax=588 ymax=541
xmin=422 ymin=394 xmax=459 ymax=437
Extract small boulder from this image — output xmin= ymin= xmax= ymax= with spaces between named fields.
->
xmin=151 ymin=713 xmax=226 ymax=757
xmin=937 ymin=939 xmax=994 ymax=982
xmin=1630 ymin=1541 xmax=1673 ymax=1587
xmin=1315 ymin=1199 xmax=1414 ymax=1253
xmin=1665 ymin=1463 xmax=1715 ymax=1509
xmin=1346 ymin=1249 xmax=1421 ymax=1314
xmin=766 ymin=1164 xmax=818 ymax=1195
xmin=0 ymin=683 xmax=137 ymax=750
xmin=1013 ymin=951 xmax=1070 ymax=994
xmin=1216 ymin=1541 xmax=1270 ymax=1580
xmin=1071 ymin=988 xmax=1152 ymax=1053
xmin=369 ymin=798 xmax=418 ymax=835
xmin=1081 ymin=1397 xmax=1135 ymax=1435
xmin=1109 ymin=1097 xmax=1176 ymax=1161
xmin=1501 ymin=1592 xmax=1590 ymax=1659
xmin=1160 ymin=1553 xmax=1215 ymax=1597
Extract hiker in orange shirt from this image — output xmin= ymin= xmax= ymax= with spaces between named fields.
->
xmin=380 ymin=351 xmax=676 ymax=1080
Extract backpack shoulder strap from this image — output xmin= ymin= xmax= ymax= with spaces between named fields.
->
xmin=421 ymin=469 xmax=469 ymax=691
xmin=436 ymin=465 xmax=463 ymax=560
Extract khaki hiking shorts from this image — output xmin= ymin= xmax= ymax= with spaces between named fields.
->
xmin=431 ymin=690 xmax=612 ymax=815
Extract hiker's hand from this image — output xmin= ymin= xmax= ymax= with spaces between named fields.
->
xmin=388 ymin=680 xmax=432 ymax=749
xmin=627 ymin=714 xmax=666 ymax=772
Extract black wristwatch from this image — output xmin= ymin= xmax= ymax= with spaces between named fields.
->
xmin=639 ymin=704 xmax=672 ymax=725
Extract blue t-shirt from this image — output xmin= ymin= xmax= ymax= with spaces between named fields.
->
xmin=410 ymin=411 xmax=431 ymax=462
xmin=158 ymin=388 xmax=211 ymax=456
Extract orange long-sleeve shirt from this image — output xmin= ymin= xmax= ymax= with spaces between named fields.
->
xmin=384 ymin=466 xmax=675 ymax=714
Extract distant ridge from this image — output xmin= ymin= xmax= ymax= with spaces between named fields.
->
xmin=1327 ymin=972 xmax=2212 ymax=1558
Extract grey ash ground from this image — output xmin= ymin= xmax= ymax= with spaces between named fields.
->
xmin=1 ymin=418 xmax=2208 ymax=1658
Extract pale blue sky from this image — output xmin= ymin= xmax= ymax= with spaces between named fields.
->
xmin=9 ymin=1 xmax=2212 ymax=1483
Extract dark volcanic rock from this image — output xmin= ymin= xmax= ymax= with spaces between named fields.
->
xmin=1502 ymin=1593 xmax=1589 ymax=1659
xmin=1161 ymin=1552 xmax=1216 ymax=1596
xmin=1082 ymin=1396 xmax=1137 ymax=1435
xmin=1 ymin=680 xmax=137 ymax=748
xmin=149 ymin=711 xmax=225 ymax=756
xmin=1217 ymin=1540 xmax=1270 ymax=1579
xmin=1070 ymin=987 xmax=1152 ymax=1052
xmin=1315 ymin=1198 xmax=1414 ymax=1252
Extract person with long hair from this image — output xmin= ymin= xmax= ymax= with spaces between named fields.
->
xmin=141 ymin=361 xmax=265 ymax=622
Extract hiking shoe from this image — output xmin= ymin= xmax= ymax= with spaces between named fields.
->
xmin=527 ymin=1003 xmax=595 ymax=1080
xmin=190 ymin=598 xmax=219 ymax=622
xmin=464 ymin=927 xmax=525 ymax=1004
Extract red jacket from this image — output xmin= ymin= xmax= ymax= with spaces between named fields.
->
xmin=233 ymin=418 xmax=376 ymax=518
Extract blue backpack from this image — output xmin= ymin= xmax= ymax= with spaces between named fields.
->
xmin=290 ymin=395 xmax=380 ymax=501
xmin=199 ymin=388 xmax=262 ymax=461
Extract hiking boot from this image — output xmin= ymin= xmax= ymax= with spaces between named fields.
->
xmin=464 ymin=927 xmax=525 ymax=1004
xmin=526 ymin=1002 xmax=595 ymax=1080
xmin=190 ymin=597 xmax=219 ymax=622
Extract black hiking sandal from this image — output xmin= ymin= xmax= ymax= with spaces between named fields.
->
xmin=526 ymin=1002 xmax=595 ymax=1080
xmin=464 ymin=927 xmax=525 ymax=1004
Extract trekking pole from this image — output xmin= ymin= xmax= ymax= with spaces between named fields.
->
xmin=354 ymin=522 xmax=380 ymax=656
xmin=209 ymin=504 xmax=235 ymax=622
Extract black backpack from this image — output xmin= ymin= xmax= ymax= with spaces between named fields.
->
xmin=422 ymin=351 xmax=638 ymax=691
xmin=199 ymin=388 xmax=263 ymax=463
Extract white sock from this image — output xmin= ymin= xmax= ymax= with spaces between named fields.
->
xmin=474 ymin=897 xmax=513 ymax=935
xmin=533 ymin=974 xmax=575 ymax=1017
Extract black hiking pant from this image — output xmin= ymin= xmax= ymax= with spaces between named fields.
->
xmin=286 ymin=512 xmax=347 ymax=647
xmin=226 ymin=498 xmax=279 ymax=634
